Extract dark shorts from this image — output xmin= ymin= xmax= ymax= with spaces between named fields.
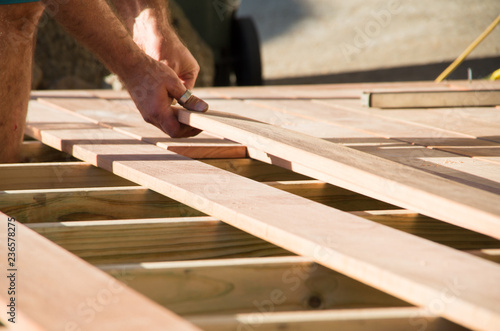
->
xmin=0 ymin=0 xmax=40 ymax=3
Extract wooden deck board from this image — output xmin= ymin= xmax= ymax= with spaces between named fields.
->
xmin=3 ymin=82 xmax=496 ymax=330
xmin=38 ymin=97 xmax=246 ymax=159
xmin=205 ymin=99 xmax=500 ymax=193
xmin=22 ymin=99 xmax=500 ymax=330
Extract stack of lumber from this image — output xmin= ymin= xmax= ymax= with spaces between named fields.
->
xmin=1 ymin=81 xmax=500 ymax=330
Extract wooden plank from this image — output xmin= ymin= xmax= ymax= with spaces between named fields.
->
xmin=178 ymin=107 xmax=500 ymax=239
xmin=56 ymin=97 xmax=500 ymax=196
xmin=327 ymin=98 xmax=500 ymax=143
xmin=210 ymin=99 xmax=500 ymax=194
xmin=310 ymin=98 xmax=500 ymax=165
xmin=188 ymin=308 xmax=466 ymax=331
xmin=101 ymin=257 xmax=409 ymax=315
xmin=194 ymin=81 xmax=448 ymax=100
xmin=0 ymin=162 xmax=135 ymax=190
xmin=180 ymin=98 xmax=377 ymax=140
xmin=362 ymin=89 xmax=500 ymax=108
xmin=252 ymin=96 xmax=500 ymax=154
xmin=259 ymin=96 xmax=499 ymax=158
xmin=247 ymin=148 xmax=500 ymax=250
xmin=27 ymin=217 xmax=291 ymax=264
xmin=351 ymin=144 xmax=500 ymax=194
xmin=38 ymin=97 xmax=247 ymax=159
xmin=0 ymin=187 xmax=203 ymax=223
xmin=0 ymin=213 xmax=200 ymax=331
xmin=25 ymin=101 xmax=500 ymax=330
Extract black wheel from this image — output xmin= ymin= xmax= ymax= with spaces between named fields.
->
xmin=231 ymin=17 xmax=263 ymax=86
xmin=213 ymin=54 xmax=232 ymax=86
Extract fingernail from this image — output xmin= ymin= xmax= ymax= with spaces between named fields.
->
xmin=184 ymin=95 xmax=209 ymax=112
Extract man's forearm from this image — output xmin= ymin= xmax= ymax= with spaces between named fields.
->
xmin=40 ymin=0 xmax=206 ymax=139
xmin=109 ymin=0 xmax=172 ymax=40
xmin=45 ymin=0 xmax=148 ymax=80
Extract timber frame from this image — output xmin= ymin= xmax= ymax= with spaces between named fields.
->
xmin=1 ymin=81 xmax=500 ymax=330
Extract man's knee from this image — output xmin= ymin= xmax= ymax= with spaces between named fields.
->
xmin=0 ymin=2 xmax=44 ymax=38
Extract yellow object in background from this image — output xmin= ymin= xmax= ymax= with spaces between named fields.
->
xmin=435 ymin=14 xmax=500 ymax=82
xmin=490 ymin=68 xmax=500 ymax=80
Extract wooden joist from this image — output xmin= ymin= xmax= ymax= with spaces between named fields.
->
xmin=0 ymin=162 xmax=134 ymax=190
xmin=101 ymin=256 xmax=408 ymax=315
xmin=188 ymin=308 xmax=466 ymax=331
xmin=0 ymin=186 xmax=203 ymax=223
xmin=22 ymin=99 xmax=500 ymax=330
xmin=19 ymin=140 xmax=73 ymax=163
xmin=27 ymin=217 xmax=290 ymax=264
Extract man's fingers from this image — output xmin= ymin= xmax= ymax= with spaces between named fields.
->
xmin=179 ymin=71 xmax=197 ymax=91
xmin=182 ymin=94 xmax=209 ymax=112
xmin=167 ymin=71 xmax=190 ymax=101
xmin=164 ymin=67 xmax=208 ymax=112
xmin=162 ymin=106 xmax=202 ymax=138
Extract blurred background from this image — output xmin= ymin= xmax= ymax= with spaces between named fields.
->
xmin=32 ymin=0 xmax=500 ymax=89
xmin=238 ymin=0 xmax=500 ymax=84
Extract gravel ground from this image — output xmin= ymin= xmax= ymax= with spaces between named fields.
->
xmin=238 ymin=0 xmax=500 ymax=80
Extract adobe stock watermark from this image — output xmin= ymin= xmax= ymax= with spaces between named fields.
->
xmin=339 ymin=0 xmax=404 ymax=63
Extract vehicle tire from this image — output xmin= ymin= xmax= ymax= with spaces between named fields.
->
xmin=231 ymin=17 xmax=263 ymax=86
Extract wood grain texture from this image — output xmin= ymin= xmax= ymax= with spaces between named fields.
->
xmin=101 ymin=257 xmax=409 ymax=315
xmin=178 ymin=107 xmax=500 ymax=240
xmin=27 ymin=217 xmax=291 ymax=264
xmin=25 ymin=101 xmax=500 ymax=330
xmin=0 ymin=163 xmax=135 ymax=190
xmin=0 ymin=186 xmax=203 ymax=223
xmin=0 ymin=213 xmax=200 ymax=331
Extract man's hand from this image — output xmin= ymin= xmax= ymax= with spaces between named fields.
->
xmin=121 ymin=55 xmax=205 ymax=138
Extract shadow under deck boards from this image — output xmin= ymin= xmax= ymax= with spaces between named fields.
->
xmin=1 ymin=81 xmax=500 ymax=331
